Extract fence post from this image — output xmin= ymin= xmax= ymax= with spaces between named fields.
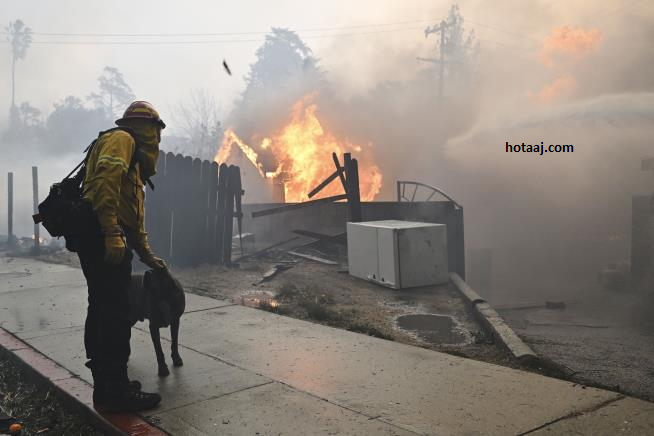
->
xmin=216 ymin=164 xmax=228 ymax=264
xmin=207 ymin=162 xmax=219 ymax=263
xmin=32 ymin=167 xmax=40 ymax=253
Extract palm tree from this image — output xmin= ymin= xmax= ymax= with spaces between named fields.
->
xmin=6 ymin=19 xmax=32 ymax=116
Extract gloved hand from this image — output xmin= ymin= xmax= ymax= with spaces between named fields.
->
xmin=132 ymin=232 xmax=167 ymax=271
xmin=140 ymin=252 xmax=167 ymax=271
xmin=104 ymin=235 xmax=126 ymax=265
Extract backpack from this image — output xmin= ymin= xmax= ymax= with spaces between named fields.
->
xmin=32 ymin=127 xmax=137 ymax=251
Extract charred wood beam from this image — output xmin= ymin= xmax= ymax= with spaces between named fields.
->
xmin=333 ymin=152 xmax=348 ymax=194
xmin=251 ymin=194 xmax=348 ymax=218
xmin=307 ymin=166 xmax=345 ymax=199
xmin=344 ymin=155 xmax=362 ymax=222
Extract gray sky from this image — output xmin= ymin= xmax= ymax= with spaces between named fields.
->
xmin=5 ymin=0 xmax=645 ymax=133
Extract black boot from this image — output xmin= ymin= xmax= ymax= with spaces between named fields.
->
xmin=93 ymin=381 xmax=162 ymax=412
xmin=87 ymin=361 xmax=141 ymax=393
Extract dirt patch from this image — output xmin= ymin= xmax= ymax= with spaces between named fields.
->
xmin=0 ymin=354 xmax=102 ymax=435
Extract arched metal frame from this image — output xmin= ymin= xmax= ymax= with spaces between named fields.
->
xmin=396 ymin=180 xmax=462 ymax=210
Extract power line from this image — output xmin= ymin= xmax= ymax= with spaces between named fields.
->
xmin=465 ymin=18 xmax=541 ymax=42
xmin=2 ymin=1 xmax=646 ymax=45
xmin=0 ymin=25 xmax=539 ymax=55
xmin=0 ymin=14 xmax=541 ymax=47
xmin=0 ymin=26 xmax=431 ymax=45
xmin=0 ymin=18 xmax=444 ymax=38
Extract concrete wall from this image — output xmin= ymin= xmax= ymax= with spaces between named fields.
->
xmin=241 ymin=201 xmax=465 ymax=278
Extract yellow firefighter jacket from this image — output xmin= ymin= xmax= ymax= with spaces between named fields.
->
xmin=82 ymin=129 xmax=149 ymax=250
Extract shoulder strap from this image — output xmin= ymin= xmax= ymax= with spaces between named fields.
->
xmin=71 ymin=126 xmax=155 ymax=191
xmin=68 ymin=127 xmax=137 ymax=184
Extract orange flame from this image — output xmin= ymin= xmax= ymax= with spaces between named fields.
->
xmin=215 ymin=95 xmax=383 ymax=203
xmin=529 ymin=74 xmax=577 ymax=103
xmin=539 ymin=25 xmax=602 ymax=67
xmin=218 ymin=129 xmax=266 ymax=177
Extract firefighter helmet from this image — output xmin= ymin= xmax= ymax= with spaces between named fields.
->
xmin=115 ymin=101 xmax=166 ymax=129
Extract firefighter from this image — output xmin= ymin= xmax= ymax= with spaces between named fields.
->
xmin=79 ymin=101 xmax=166 ymax=411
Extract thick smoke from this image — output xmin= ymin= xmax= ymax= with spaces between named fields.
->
xmin=309 ymin=3 xmax=654 ymax=296
xmin=446 ymin=93 xmax=654 ymax=293
xmin=220 ymin=2 xmax=654 ymax=297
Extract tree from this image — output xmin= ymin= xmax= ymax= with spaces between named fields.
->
xmin=87 ymin=66 xmax=135 ymax=118
xmin=169 ymin=89 xmax=224 ymax=160
xmin=229 ymin=28 xmax=326 ymax=148
xmin=1 ymin=101 xmax=44 ymax=144
xmin=6 ymin=19 xmax=32 ymax=123
xmin=244 ymin=28 xmax=322 ymax=94
xmin=18 ymin=102 xmax=41 ymax=127
xmin=44 ymin=96 xmax=110 ymax=154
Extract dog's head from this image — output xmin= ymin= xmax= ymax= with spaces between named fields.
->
xmin=143 ymin=268 xmax=186 ymax=328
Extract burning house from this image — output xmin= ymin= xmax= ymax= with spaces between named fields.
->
xmin=215 ymin=94 xmax=382 ymax=204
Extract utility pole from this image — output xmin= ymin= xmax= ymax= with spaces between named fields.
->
xmin=7 ymin=172 xmax=14 ymax=247
xmin=11 ymin=56 xmax=15 ymax=109
xmin=32 ymin=166 xmax=40 ymax=254
xmin=418 ymin=20 xmax=450 ymax=101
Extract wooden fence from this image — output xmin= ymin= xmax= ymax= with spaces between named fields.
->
xmin=145 ymin=151 xmax=239 ymax=267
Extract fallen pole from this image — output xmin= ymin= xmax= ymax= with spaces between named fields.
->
xmin=450 ymin=272 xmax=536 ymax=361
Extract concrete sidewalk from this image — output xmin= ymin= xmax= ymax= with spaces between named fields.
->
xmin=1 ymin=256 xmax=653 ymax=435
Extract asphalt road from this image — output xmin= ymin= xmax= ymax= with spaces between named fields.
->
xmin=496 ymin=286 xmax=654 ymax=401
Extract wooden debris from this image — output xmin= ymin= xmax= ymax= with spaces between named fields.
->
xmin=292 ymin=229 xmax=346 ymax=245
xmin=288 ymin=251 xmax=338 ymax=265
xmin=258 ymin=264 xmax=293 ymax=284
xmin=251 ymin=194 xmax=347 ymax=218
xmin=234 ymin=237 xmax=300 ymax=262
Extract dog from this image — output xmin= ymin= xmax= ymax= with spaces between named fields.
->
xmin=129 ymin=268 xmax=186 ymax=377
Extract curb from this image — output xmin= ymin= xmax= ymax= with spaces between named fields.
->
xmin=0 ymin=328 xmax=167 ymax=436
xmin=450 ymin=272 xmax=537 ymax=361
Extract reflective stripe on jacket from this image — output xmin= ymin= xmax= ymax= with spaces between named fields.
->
xmin=82 ymin=129 xmax=146 ymax=246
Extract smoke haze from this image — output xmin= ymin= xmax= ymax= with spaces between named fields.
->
xmin=2 ymin=0 xmax=653 ymax=296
